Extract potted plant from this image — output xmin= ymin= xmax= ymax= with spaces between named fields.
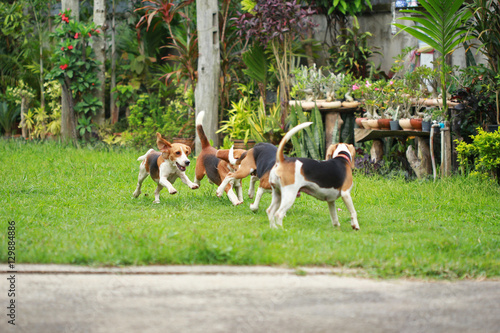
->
xmin=217 ymin=97 xmax=255 ymax=149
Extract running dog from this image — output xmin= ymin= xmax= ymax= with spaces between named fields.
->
xmin=266 ymin=122 xmax=359 ymax=230
xmin=194 ymin=111 xmax=246 ymax=205
xmin=216 ymin=142 xmax=277 ymax=211
xmin=133 ymin=133 xmax=199 ymax=203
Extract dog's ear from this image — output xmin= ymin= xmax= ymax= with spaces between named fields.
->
xmin=347 ymin=144 xmax=356 ymax=168
xmin=185 ymin=145 xmax=192 ymax=156
xmin=156 ymin=132 xmax=172 ymax=152
xmin=216 ymin=149 xmax=230 ymax=162
xmin=326 ymin=144 xmax=339 ymax=160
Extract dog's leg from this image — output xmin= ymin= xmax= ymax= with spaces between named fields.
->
xmin=248 ymin=175 xmax=258 ymax=199
xmin=328 ymin=201 xmax=341 ymax=227
xmin=266 ymin=188 xmax=281 ymax=228
xmin=179 ymin=172 xmax=200 ymax=190
xmin=235 ymin=179 xmax=243 ymax=202
xmin=159 ymin=177 xmax=177 ymax=195
xmin=274 ymin=186 xmax=300 ymax=227
xmin=226 ymin=188 xmax=242 ymax=206
xmin=249 ymin=186 xmax=267 ymax=212
xmin=341 ymin=191 xmax=359 ymax=230
xmin=153 ymin=184 xmax=164 ymax=203
xmin=216 ymin=175 xmax=233 ymax=197
xmin=133 ymin=163 xmax=149 ymax=198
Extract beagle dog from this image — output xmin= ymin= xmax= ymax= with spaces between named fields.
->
xmin=216 ymin=142 xmax=277 ymax=211
xmin=266 ymin=122 xmax=359 ymax=230
xmin=194 ymin=111 xmax=246 ymax=205
xmin=133 ymin=133 xmax=199 ymax=203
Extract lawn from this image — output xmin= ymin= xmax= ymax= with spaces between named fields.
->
xmin=1 ymin=139 xmax=499 ymax=279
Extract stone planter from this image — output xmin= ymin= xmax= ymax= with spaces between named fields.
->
xmin=361 ymin=119 xmax=371 ymax=129
xmin=366 ymin=119 xmax=380 ymax=130
xmin=399 ymin=118 xmax=413 ymax=131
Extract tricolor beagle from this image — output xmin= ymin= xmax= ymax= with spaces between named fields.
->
xmin=266 ymin=122 xmax=359 ymax=230
xmin=194 ymin=111 xmax=246 ymax=205
xmin=216 ymin=142 xmax=277 ymax=211
xmin=133 ymin=133 xmax=199 ymax=203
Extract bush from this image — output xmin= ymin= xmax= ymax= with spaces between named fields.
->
xmin=456 ymin=127 xmax=500 ymax=182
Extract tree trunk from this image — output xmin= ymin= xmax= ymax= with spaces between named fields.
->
xmin=110 ymin=0 xmax=118 ymax=124
xmin=195 ymin=0 xmax=220 ymax=153
xmin=93 ymin=0 xmax=106 ymax=126
xmin=61 ymin=0 xmax=79 ymax=143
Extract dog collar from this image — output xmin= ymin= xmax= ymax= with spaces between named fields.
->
xmin=336 ymin=152 xmax=351 ymax=163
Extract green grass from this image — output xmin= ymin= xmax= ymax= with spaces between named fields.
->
xmin=1 ymin=139 xmax=499 ymax=279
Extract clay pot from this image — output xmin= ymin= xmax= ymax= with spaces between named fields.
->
xmin=377 ymin=118 xmax=391 ymax=130
xmin=355 ymin=117 xmax=367 ymax=128
xmin=399 ymin=118 xmax=413 ymax=131
xmin=367 ymin=119 xmax=380 ymax=130
xmin=410 ymin=118 xmax=423 ymax=131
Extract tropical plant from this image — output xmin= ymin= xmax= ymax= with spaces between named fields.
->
xmin=331 ymin=16 xmax=381 ymax=79
xmin=288 ymin=104 xmax=325 ymax=160
xmin=394 ymin=0 xmax=473 ymax=117
xmin=242 ymin=44 xmax=270 ymax=104
xmin=217 ymin=97 xmax=254 ymax=143
xmin=234 ymin=0 xmax=317 ymax=126
xmin=0 ymin=101 xmax=20 ymax=136
xmin=45 ymin=11 xmax=103 ymax=141
xmin=466 ymin=0 xmax=500 ymax=125
xmin=248 ymin=98 xmax=283 ymax=144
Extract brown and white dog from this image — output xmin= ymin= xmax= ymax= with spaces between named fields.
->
xmin=266 ymin=122 xmax=359 ymax=230
xmin=216 ymin=142 xmax=277 ymax=211
xmin=133 ymin=133 xmax=199 ymax=203
xmin=194 ymin=111 xmax=246 ymax=205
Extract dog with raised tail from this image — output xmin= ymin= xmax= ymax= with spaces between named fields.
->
xmin=216 ymin=142 xmax=277 ymax=211
xmin=133 ymin=133 xmax=199 ymax=204
xmin=194 ymin=111 xmax=246 ymax=205
xmin=266 ymin=122 xmax=359 ymax=230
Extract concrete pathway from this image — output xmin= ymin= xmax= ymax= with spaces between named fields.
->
xmin=1 ymin=265 xmax=499 ymax=333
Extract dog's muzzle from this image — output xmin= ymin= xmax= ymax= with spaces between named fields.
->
xmin=176 ymin=160 xmax=190 ymax=172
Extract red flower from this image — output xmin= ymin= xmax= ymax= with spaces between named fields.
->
xmin=88 ymin=32 xmax=92 ymax=37
xmin=95 ymin=29 xmax=100 ymax=34
xmin=68 ymin=45 xmax=73 ymax=50
xmin=60 ymin=64 xmax=68 ymax=70
xmin=61 ymin=47 xmax=65 ymax=51
xmin=74 ymin=33 xmax=79 ymax=39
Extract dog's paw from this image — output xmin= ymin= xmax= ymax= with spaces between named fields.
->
xmin=190 ymin=184 xmax=199 ymax=190
xmin=169 ymin=189 xmax=178 ymax=195
xmin=216 ymin=188 xmax=224 ymax=197
xmin=133 ymin=190 xmax=141 ymax=198
xmin=249 ymin=203 xmax=258 ymax=212
xmin=153 ymin=199 xmax=160 ymax=204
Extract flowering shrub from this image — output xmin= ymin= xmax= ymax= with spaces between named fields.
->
xmin=45 ymin=11 xmax=102 ymax=138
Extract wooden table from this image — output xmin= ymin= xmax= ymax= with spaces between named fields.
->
xmin=355 ymin=128 xmax=430 ymax=143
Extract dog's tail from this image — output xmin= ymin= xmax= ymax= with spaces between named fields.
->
xmin=276 ymin=122 xmax=313 ymax=164
xmin=196 ymin=111 xmax=211 ymax=149
xmin=137 ymin=148 xmax=155 ymax=161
